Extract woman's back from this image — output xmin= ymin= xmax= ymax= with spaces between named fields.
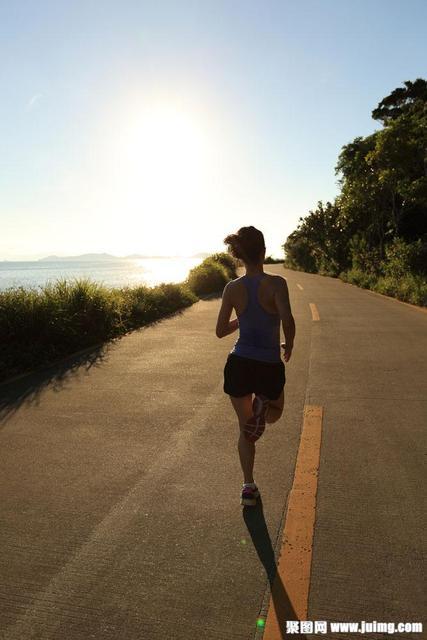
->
xmin=229 ymin=272 xmax=280 ymax=315
xmin=228 ymin=272 xmax=281 ymax=363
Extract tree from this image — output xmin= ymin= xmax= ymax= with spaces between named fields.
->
xmin=371 ymin=78 xmax=427 ymax=124
xmin=283 ymin=79 xmax=427 ymax=276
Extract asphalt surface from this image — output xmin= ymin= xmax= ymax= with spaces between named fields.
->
xmin=0 ymin=265 xmax=426 ymax=640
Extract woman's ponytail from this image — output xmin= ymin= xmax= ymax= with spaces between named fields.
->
xmin=223 ymin=226 xmax=265 ymax=264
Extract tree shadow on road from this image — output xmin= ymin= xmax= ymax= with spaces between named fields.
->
xmin=243 ymin=497 xmax=308 ymax=639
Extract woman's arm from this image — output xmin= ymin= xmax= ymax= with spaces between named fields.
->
xmin=274 ymin=277 xmax=295 ymax=362
xmin=224 ymin=317 xmax=239 ymax=336
xmin=215 ymin=283 xmax=239 ymax=338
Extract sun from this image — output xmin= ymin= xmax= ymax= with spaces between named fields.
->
xmin=131 ymin=106 xmax=206 ymax=171
xmin=113 ymin=103 xmax=211 ymax=214
xmin=97 ymin=95 xmax=225 ymax=255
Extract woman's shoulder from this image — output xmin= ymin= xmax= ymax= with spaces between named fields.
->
xmin=263 ymin=272 xmax=287 ymax=287
xmin=229 ymin=274 xmax=246 ymax=287
xmin=229 ymin=272 xmax=287 ymax=287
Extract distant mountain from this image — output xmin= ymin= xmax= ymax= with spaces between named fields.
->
xmin=117 ymin=253 xmax=211 ymax=259
xmin=38 ymin=252 xmax=211 ymax=262
xmin=38 ymin=253 xmax=120 ymax=262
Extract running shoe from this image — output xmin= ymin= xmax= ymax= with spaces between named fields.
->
xmin=243 ymin=394 xmax=270 ymax=442
xmin=240 ymin=484 xmax=260 ymax=506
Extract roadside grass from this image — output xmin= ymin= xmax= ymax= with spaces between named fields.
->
xmin=283 ymin=237 xmax=427 ymax=308
xmin=338 ymin=268 xmax=427 ymax=307
xmin=0 ymin=253 xmax=238 ymax=383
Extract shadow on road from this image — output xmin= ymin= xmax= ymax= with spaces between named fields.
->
xmin=0 ymin=343 xmax=111 ymax=426
xmin=243 ymin=497 xmax=308 ymax=639
xmin=0 ymin=305 xmax=199 ymax=427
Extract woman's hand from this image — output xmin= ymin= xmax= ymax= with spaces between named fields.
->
xmin=228 ymin=318 xmax=239 ymax=334
xmin=281 ymin=342 xmax=293 ymax=362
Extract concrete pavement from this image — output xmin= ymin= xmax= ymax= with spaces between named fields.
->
xmin=0 ymin=265 xmax=425 ymax=639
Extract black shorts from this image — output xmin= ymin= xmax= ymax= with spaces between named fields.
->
xmin=223 ymin=353 xmax=286 ymax=400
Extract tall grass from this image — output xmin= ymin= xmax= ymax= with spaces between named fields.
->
xmin=0 ymin=252 xmax=237 ymax=383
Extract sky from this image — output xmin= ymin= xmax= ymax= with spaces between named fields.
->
xmin=1 ymin=0 xmax=426 ymax=260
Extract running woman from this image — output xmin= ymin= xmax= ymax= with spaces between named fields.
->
xmin=216 ymin=226 xmax=296 ymax=506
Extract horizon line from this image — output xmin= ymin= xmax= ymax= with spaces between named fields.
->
xmin=0 ymin=251 xmax=213 ymax=262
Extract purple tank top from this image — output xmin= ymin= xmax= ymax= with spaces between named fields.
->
xmin=230 ymin=273 xmax=281 ymax=363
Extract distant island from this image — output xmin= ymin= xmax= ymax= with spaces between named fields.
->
xmin=39 ymin=253 xmax=119 ymax=262
xmin=38 ymin=252 xmax=211 ymax=262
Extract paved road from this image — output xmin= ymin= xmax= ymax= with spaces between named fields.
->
xmin=0 ymin=265 xmax=425 ymax=640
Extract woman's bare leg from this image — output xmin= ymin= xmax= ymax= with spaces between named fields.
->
xmin=265 ymin=389 xmax=285 ymax=424
xmin=229 ymin=394 xmax=256 ymax=483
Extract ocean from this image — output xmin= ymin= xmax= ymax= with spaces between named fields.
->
xmin=0 ymin=257 xmax=204 ymax=292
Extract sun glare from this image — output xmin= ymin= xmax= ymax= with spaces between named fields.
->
xmin=97 ymin=96 xmax=227 ymax=255
xmin=113 ymin=103 xmax=211 ymax=214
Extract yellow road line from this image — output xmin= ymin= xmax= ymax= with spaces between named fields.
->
xmin=309 ymin=302 xmax=320 ymax=321
xmin=297 ymin=284 xmax=303 ymax=291
xmin=263 ymin=405 xmax=324 ymax=637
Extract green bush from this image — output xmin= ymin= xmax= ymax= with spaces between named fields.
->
xmin=121 ymin=282 xmax=197 ymax=329
xmin=282 ymin=260 xmax=306 ymax=272
xmin=186 ymin=259 xmax=229 ymax=296
xmin=185 ymin=252 xmax=237 ymax=296
xmin=317 ymin=255 xmax=342 ymax=277
xmin=264 ymin=256 xmax=283 ymax=264
xmin=208 ymin=252 xmax=238 ymax=278
xmin=348 ymin=234 xmax=382 ymax=277
xmin=379 ymin=236 xmax=427 ymax=279
xmin=409 ymin=238 xmax=427 ymax=276
xmin=338 ymin=266 xmax=427 ymax=306
xmin=0 ymin=277 xmax=197 ymax=382
xmin=283 ymin=236 xmax=317 ymax=272
xmin=374 ymin=273 xmax=427 ymax=306
xmin=0 ymin=252 xmax=238 ymax=383
xmin=379 ymin=237 xmax=413 ymax=279
xmin=339 ymin=268 xmax=378 ymax=289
